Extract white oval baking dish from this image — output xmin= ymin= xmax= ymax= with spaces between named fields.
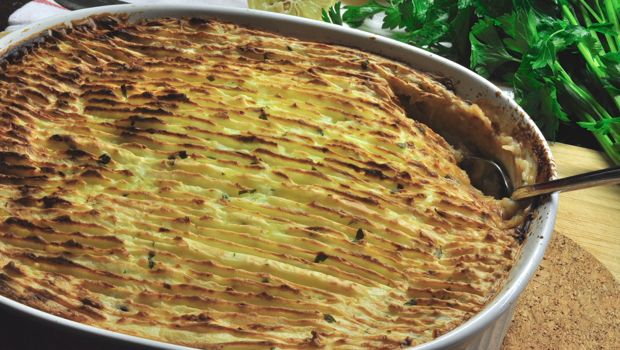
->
xmin=0 ymin=4 xmax=558 ymax=350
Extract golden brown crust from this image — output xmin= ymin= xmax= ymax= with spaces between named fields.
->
xmin=0 ymin=16 xmax=521 ymax=349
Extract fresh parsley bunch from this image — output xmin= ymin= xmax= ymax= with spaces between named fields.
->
xmin=323 ymin=0 xmax=620 ymax=164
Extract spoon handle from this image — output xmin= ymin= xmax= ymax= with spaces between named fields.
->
xmin=511 ymin=166 xmax=620 ymax=200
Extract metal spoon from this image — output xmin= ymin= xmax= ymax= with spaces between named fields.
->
xmin=459 ymin=156 xmax=620 ymax=200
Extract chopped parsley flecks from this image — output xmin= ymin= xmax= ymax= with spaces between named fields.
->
xmin=148 ymin=251 xmax=156 ymax=269
xmin=98 ymin=153 xmax=111 ymax=165
xmin=314 ymin=252 xmax=328 ymax=263
xmin=324 ymin=314 xmax=337 ymax=323
xmin=353 ymin=228 xmax=365 ymax=242
xmin=404 ymin=298 xmax=417 ymax=306
xmin=434 ymin=247 xmax=443 ymax=259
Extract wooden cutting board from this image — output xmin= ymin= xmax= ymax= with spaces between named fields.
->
xmin=549 ymin=142 xmax=619 ymax=281
xmin=502 ymin=142 xmax=619 ymax=349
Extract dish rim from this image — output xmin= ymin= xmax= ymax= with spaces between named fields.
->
xmin=0 ymin=4 xmax=558 ymax=350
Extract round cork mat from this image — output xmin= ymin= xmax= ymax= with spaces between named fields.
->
xmin=502 ymin=232 xmax=620 ymax=349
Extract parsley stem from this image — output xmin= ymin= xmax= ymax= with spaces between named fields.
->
xmin=578 ymin=114 xmax=620 ymax=164
xmin=604 ymin=0 xmax=620 ymax=49
xmin=555 ymin=62 xmax=620 ymax=164
xmin=561 ymin=6 xmax=601 ymax=75
xmin=583 ymin=3 xmax=618 ymax=53
xmin=580 ymin=0 xmax=603 ymax=21
xmin=562 ymin=4 xmax=620 ymax=118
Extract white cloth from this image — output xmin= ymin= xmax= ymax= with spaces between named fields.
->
xmin=6 ymin=0 xmax=248 ymax=31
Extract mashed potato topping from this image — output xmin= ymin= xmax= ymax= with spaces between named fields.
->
xmin=0 ymin=16 xmax=523 ymax=349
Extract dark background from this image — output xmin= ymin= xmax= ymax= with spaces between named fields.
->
xmin=1 ymin=1 xmax=30 ymax=30
xmin=0 ymin=302 xmax=151 ymax=350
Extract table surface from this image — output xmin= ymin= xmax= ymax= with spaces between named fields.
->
xmin=550 ymin=142 xmax=620 ymax=281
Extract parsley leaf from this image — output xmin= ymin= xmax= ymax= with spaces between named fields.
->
xmin=322 ymin=1 xmax=344 ymax=25
xmin=578 ymin=117 xmax=620 ymax=135
xmin=342 ymin=1 xmax=386 ymax=28
xmin=469 ymin=17 xmax=519 ymax=77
